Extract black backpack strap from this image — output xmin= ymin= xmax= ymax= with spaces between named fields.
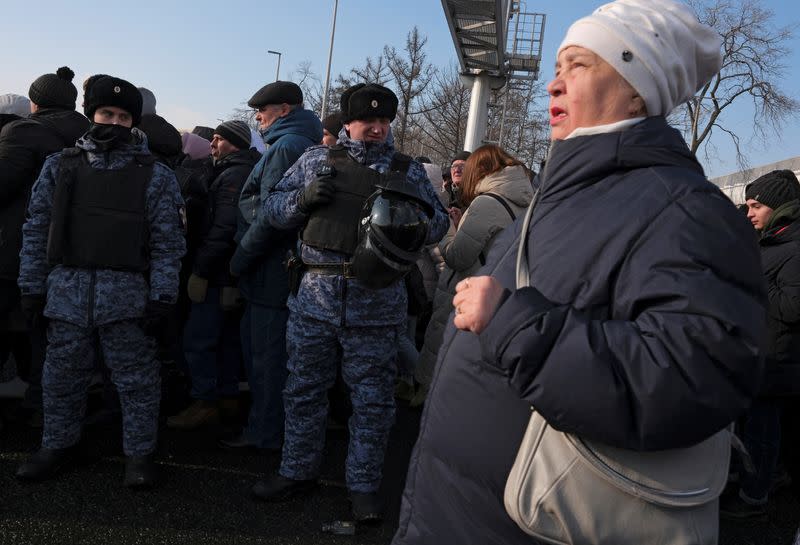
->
xmin=56 ymin=147 xmax=85 ymax=182
xmin=134 ymin=153 xmax=156 ymax=167
xmin=324 ymin=145 xmax=349 ymax=174
xmin=477 ymin=193 xmax=516 ymax=267
xmin=390 ymin=152 xmax=412 ymax=174
xmin=30 ymin=115 xmax=74 ymax=149
xmin=61 ymin=146 xmax=82 ymax=158
xmin=48 ymin=148 xmax=86 ymax=265
xmin=481 ymin=192 xmax=516 ymax=220
xmin=327 ymin=145 xmax=348 ymax=164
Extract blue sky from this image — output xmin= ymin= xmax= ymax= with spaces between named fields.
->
xmin=1 ymin=0 xmax=798 ymax=177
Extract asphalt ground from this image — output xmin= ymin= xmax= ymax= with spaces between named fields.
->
xmin=1 ymin=383 xmax=798 ymax=545
xmin=0 ymin=385 xmax=420 ymax=545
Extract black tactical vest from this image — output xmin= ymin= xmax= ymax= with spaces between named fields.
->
xmin=47 ymin=147 xmax=154 ymax=271
xmin=301 ymin=146 xmax=411 ymax=255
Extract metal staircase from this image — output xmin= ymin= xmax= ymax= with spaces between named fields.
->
xmin=441 ymin=0 xmax=545 ymax=149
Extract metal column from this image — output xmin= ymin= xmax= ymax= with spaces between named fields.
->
xmin=464 ymin=73 xmax=490 ymax=151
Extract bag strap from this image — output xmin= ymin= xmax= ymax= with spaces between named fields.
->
xmin=513 ymin=183 xmax=732 ymax=506
xmin=390 ymin=152 xmax=412 ymax=174
xmin=475 ymin=193 xmax=518 ymax=267
xmin=515 ymin=188 xmax=540 ymax=289
xmin=481 ymin=192 xmax=516 ymax=220
xmin=30 ymin=115 xmax=75 ymax=149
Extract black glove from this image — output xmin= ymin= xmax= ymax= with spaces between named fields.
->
xmin=20 ymin=295 xmax=46 ymax=328
xmin=297 ymin=176 xmax=336 ymax=213
xmin=143 ymin=299 xmax=174 ymax=336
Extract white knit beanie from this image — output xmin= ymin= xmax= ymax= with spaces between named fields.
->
xmin=558 ymin=0 xmax=722 ymax=116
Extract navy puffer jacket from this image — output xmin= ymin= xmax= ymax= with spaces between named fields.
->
xmin=393 ymin=116 xmax=767 ymax=545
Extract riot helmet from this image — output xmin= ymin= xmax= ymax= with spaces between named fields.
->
xmin=351 ymin=177 xmax=433 ymax=290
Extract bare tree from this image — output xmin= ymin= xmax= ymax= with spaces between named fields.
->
xmin=229 ymin=103 xmax=258 ymax=130
xmin=317 ymin=56 xmax=391 ymax=119
xmin=290 ymin=60 xmax=324 ymax=114
xmin=265 ymin=25 xmax=549 ymax=171
xmin=487 ymin=79 xmax=549 ymax=170
xmin=385 ymin=27 xmax=437 ymax=151
xmin=415 ymin=64 xmax=471 ymax=164
xmin=677 ymin=0 xmax=799 ymax=169
xmin=229 ymin=61 xmax=322 ymax=128
xmin=350 ymin=55 xmax=391 ymax=86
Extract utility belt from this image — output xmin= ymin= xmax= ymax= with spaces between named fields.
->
xmin=305 ymin=261 xmax=355 ymax=278
xmin=286 ymin=248 xmax=357 ymax=296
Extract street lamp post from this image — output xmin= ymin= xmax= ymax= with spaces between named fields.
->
xmin=268 ymin=50 xmax=282 ymax=81
xmin=320 ymin=0 xmax=339 ymax=120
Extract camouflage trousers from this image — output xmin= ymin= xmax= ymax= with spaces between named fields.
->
xmin=42 ymin=319 xmax=160 ymax=456
xmin=279 ymin=313 xmax=398 ymax=493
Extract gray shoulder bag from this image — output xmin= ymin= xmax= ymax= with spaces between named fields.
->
xmin=504 ymin=189 xmax=732 ymax=545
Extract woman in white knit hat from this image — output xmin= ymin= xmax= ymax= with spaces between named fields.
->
xmin=392 ymin=1 xmax=769 ymax=544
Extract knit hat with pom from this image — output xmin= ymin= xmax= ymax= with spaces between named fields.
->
xmin=29 ymin=66 xmax=79 ymax=110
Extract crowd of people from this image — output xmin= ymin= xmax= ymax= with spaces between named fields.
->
xmin=1 ymin=0 xmax=799 ymax=542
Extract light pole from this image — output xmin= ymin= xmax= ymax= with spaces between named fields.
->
xmin=320 ymin=0 xmax=339 ymax=120
xmin=268 ymin=50 xmax=282 ymax=81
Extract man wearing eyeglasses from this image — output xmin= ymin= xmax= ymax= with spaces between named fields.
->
xmin=225 ymin=81 xmax=322 ymax=453
xmin=445 ymin=151 xmax=470 ymax=225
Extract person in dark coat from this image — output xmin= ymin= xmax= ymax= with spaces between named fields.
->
xmin=136 ymin=87 xmax=183 ymax=169
xmin=167 ymin=121 xmax=260 ymax=430
xmin=721 ymin=169 xmax=800 ymax=519
xmin=135 ymin=87 xmax=198 ymax=370
xmin=393 ymin=1 xmax=767 ymax=543
xmin=0 ymin=68 xmax=89 ymax=425
xmin=220 ymin=81 xmax=322 ymax=452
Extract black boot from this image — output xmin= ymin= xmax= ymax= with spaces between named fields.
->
xmin=350 ymin=491 xmax=384 ymax=523
xmin=16 ymin=447 xmax=74 ymax=482
xmin=123 ymin=454 xmax=157 ymax=489
xmin=252 ymin=473 xmax=317 ymax=502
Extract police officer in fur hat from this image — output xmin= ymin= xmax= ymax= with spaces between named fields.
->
xmin=16 ymin=75 xmax=186 ymax=488
xmin=254 ymin=83 xmax=448 ymax=521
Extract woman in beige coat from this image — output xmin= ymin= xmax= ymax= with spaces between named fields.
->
xmin=411 ymin=145 xmax=533 ymax=405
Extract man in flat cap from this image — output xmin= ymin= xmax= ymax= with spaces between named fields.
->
xmin=0 ymin=67 xmax=89 ymax=428
xmin=15 ymin=75 xmax=186 ymax=489
xmin=168 ymin=120 xmax=261 ymax=431
xmin=256 ymin=83 xmax=448 ymax=522
xmin=223 ymin=81 xmax=322 ymax=452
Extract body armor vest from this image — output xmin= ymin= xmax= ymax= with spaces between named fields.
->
xmin=301 ymin=146 xmax=411 ymax=255
xmin=47 ymin=147 xmax=154 ymax=271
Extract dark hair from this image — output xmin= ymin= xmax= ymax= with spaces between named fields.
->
xmin=461 ymin=145 xmax=523 ymax=206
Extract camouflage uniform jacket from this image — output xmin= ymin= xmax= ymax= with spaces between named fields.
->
xmin=265 ymin=129 xmax=449 ymax=327
xmin=18 ymin=129 xmax=186 ymax=328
